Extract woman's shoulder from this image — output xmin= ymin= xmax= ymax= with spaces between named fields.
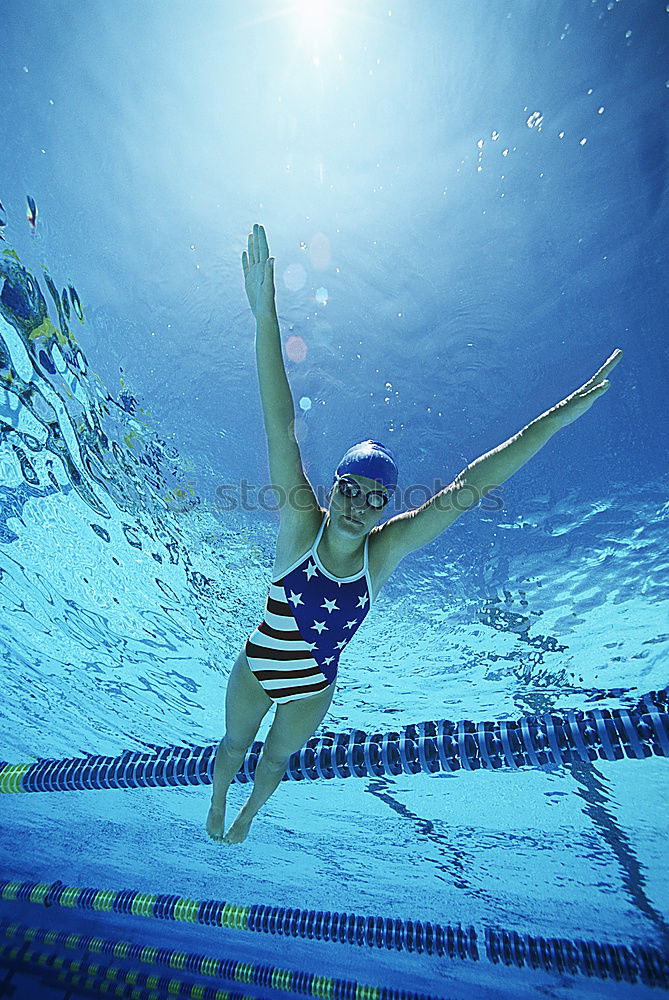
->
xmin=366 ymin=522 xmax=404 ymax=589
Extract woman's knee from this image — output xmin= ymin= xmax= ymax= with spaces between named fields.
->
xmin=221 ymin=732 xmax=253 ymax=758
xmin=258 ymin=747 xmax=292 ymax=772
xmin=257 ymin=725 xmax=292 ymax=769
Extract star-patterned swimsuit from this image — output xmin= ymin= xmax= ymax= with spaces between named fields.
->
xmin=245 ymin=513 xmax=373 ymax=704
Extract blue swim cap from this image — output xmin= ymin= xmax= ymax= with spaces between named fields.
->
xmin=334 ymin=440 xmax=398 ymax=493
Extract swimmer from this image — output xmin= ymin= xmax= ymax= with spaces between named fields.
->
xmin=206 ymin=223 xmax=622 ymax=845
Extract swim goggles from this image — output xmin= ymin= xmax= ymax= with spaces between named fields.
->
xmin=335 ymin=475 xmax=389 ymax=510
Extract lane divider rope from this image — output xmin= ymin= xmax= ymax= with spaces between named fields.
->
xmin=0 ymin=941 xmax=247 ymax=1000
xmin=0 ymin=879 xmax=666 ymax=988
xmin=1 ymin=688 xmax=666 ymax=795
xmin=0 ymin=920 xmax=446 ymax=1000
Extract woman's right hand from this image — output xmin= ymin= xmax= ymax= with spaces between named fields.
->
xmin=242 ymin=223 xmax=276 ymax=320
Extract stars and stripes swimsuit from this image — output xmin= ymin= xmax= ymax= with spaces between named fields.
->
xmin=245 ymin=514 xmax=373 ymax=704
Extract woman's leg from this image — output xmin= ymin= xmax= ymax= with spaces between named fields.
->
xmin=206 ymin=647 xmax=273 ymax=840
xmin=223 ymin=679 xmax=336 ymax=845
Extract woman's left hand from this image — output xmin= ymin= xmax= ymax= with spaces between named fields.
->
xmin=550 ymin=349 xmax=623 ymax=429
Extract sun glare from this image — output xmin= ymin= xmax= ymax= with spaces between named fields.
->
xmin=297 ymin=0 xmax=333 ymax=38
xmin=293 ymin=0 xmax=339 ymax=51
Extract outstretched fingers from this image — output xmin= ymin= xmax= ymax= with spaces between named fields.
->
xmin=246 ymin=224 xmax=270 ymax=269
xmin=583 ymin=348 xmax=623 ymax=391
xmin=256 ymin=223 xmax=270 ymax=262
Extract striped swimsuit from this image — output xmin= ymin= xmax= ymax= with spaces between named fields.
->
xmin=245 ymin=514 xmax=373 ymax=704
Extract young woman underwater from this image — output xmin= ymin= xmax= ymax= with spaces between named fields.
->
xmin=206 ymin=223 xmax=622 ymax=845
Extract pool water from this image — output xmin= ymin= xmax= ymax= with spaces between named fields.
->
xmin=0 ymin=1 xmax=667 ymax=997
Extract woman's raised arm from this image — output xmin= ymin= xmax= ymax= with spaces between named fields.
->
xmin=242 ymin=224 xmax=293 ymax=442
xmin=242 ymin=224 xmax=319 ymax=519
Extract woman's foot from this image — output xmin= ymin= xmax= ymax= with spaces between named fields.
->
xmin=205 ymin=799 xmax=226 ymax=841
xmin=222 ymin=803 xmax=255 ymax=845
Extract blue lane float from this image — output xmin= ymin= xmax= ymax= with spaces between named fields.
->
xmin=1 ymin=688 xmax=667 ymax=795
